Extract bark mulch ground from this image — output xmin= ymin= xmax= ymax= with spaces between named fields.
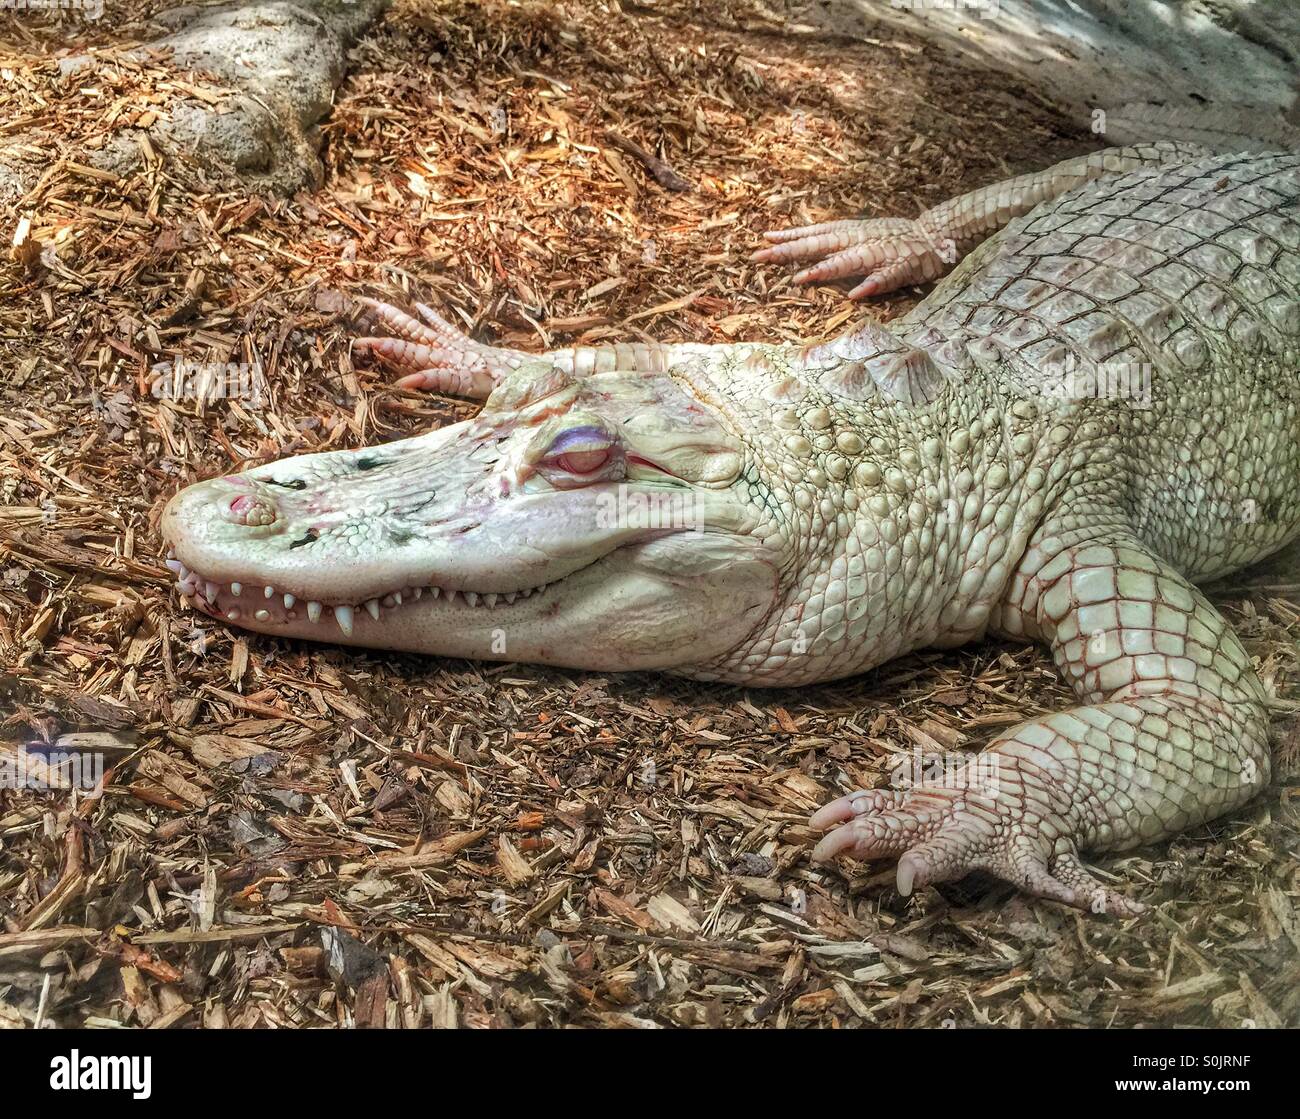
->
xmin=1 ymin=0 xmax=1297 ymax=1028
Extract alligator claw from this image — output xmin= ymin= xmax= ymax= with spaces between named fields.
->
xmin=809 ymin=787 xmax=906 ymax=828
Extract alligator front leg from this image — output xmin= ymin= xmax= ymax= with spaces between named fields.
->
xmin=810 ymin=534 xmax=1270 ymax=915
xmin=353 ymin=298 xmax=731 ymax=399
xmin=352 ymin=297 xmax=533 ymax=399
xmin=754 ymin=141 xmax=1208 ymax=298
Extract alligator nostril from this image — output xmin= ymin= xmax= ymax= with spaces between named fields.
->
xmin=225 ymin=493 xmax=277 ymax=527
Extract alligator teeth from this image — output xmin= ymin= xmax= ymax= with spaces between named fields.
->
xmin=183 ymin=568 xmax=548 ymax=624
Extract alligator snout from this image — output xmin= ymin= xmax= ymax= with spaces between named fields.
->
xmin=161 ymin=476 xmax=282 ymax=571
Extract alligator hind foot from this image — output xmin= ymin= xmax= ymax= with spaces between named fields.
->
xmin=756 ymin=142 xmax=1207 ymax=298
xmin=352 ymin=297 xmax=530 ymax=399
xmin=752 ymin=217 xmax=949 ymax=298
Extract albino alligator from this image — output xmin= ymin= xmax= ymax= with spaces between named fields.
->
xmin=163 ymin=130 xmax=1300 ymax=917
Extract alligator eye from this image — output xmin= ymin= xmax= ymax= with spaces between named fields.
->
xmin=554 ymin=448 xmax=612 ymax=474
xmin=536 ymin=423 xmax=622 ymax=488
xmin=269 ymin=478 xmax=306 ymax=490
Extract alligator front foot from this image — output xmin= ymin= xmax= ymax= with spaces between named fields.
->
xmin=812 ymin=532 xmax=1274 ymax=919
xmin=810 ymin=772 xmax=1146 ymax=918
xmin=352 ymin=297 xmax=530 ymax=400
xmin=751 ymin=217 xmax=951 ymax=298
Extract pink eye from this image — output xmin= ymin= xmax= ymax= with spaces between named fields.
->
xmin=554 ymin=448 xmax=611 ymax=474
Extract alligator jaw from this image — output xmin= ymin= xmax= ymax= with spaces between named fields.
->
xmin=164 ymin=530 xmax=778 ymax=671
xmin=165 ymin=549 xmax=560 ymax=637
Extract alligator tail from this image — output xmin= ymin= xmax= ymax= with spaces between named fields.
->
xmin=1102 ymin=101 xmax=1300 ymax=152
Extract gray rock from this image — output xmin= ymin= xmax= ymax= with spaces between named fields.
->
xmin=89 ymin=0 xmax=390 ymax=193
xmin=55 ymin=54 xmax=94 ymax=81
xmin=792 ymin=0 xmax=1299 ymax=122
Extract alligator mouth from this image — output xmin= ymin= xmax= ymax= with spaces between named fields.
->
xmin=165 ymin=551 xmax=557 ymax=637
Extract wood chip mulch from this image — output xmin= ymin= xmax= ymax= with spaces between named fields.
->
xmin=1 ymin=0 xmax=1297 ymax=1028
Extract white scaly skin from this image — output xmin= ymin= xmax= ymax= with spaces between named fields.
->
xmin=164 ymin=146 xmax=1300 ymax=915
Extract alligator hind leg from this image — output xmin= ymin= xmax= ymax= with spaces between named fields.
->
xmin=810 ymin=531 xmax=1270 ymax=915
xmin=752 ymin=216 xmax=949 ymax=299
xmin=755 ymin=141 xmax=1209 ymax=298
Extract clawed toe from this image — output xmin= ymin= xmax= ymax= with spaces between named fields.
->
xmin=808 ymin=787 xmax=903 ymax=829
xmin=809 ymin=793 xmax=944 ymax=865
xmin=355 ymin=296 xmax=442 ymax=347
xmin=1032 ymin=851 xmax=1147 ymax=917
xmin=845 ymin=256 xmax=934 ymax=300
xmin=392 ymin=366 xmax=498 ymax=398
xmin=809 ymin=783 xmax=1145 ymax=917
